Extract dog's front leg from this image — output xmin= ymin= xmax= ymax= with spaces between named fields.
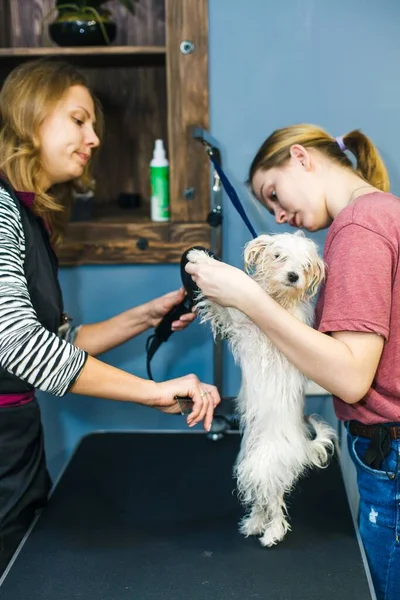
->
xmin=186 ymin=249 xmax=234 ymax=339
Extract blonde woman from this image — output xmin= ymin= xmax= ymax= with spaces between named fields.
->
xmin=0 ymin=59 xmax=219 ymax=574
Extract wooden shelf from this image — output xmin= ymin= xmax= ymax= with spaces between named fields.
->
xmin=57 ymin=219 xmax=211 ymax=266
xmin=0 ymin=0 xmax=211 ymax=265
xmin=0 ymin=46 xmax=167 ymax=67
xmin=0 ymin=46 xmax=166 ymax=67
xmin=0 ymin=45 xmax=166 ymax=56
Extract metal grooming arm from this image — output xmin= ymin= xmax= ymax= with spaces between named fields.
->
xmin=192 ymin=127 xmax=224 ymax=397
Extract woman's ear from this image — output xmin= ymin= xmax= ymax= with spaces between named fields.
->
xmin=290 ymin=144 xmax=312 ymax=170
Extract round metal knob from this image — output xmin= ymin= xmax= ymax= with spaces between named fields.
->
xmin=180 ymin=40 xmax=195 ymax=55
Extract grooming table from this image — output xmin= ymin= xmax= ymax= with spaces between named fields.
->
xmin=0 ymin=431 xmax=374 ymax=600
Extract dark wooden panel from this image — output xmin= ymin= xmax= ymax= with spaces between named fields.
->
xmin=57 ymin=221 xmax=211 ymax=265
xmin=86 ymin=64 xmax=168 ymax=216
xmin=4 ymin=0 xmax=164 ymax=48
xmin=7 ymin=0 xmax=54 ymax=47
xmin=111 ymin=0 xmax=165 ymax=46
xmin=166 ymin=0 xmax=210 ymax=222
xmin=0 ymin=0 xmax=11 ymax=47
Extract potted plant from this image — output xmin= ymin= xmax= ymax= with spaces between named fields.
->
xmin=47 ymin=0 xmax=137 ymax=47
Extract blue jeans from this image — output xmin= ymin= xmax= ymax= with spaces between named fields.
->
xmin=347 ymin=430 xmax=400 ymax=600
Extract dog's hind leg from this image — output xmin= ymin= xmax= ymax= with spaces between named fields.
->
xmin=259 ymin=492 xmax=291 ymax=547
xmin=239 ymin=501 xmax=269 ymax=537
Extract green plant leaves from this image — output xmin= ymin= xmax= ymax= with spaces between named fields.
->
xmin=55 ymin=0 xmax=136 ymax=14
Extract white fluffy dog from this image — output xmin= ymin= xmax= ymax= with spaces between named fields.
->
xmin=188 ymin=231 xmax=336 ymax=547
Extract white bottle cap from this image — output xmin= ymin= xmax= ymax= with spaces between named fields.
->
xmin=153 ymin=139 xmax=166 ymax=161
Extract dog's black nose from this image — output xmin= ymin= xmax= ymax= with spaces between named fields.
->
xmin=287 ymin=271 xmax=299 ymax=283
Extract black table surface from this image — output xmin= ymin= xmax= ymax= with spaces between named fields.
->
xmin=0 ymin=431 xmax=373 ymax=600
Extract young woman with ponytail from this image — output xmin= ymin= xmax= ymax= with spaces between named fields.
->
xmin=185 ymin=124 xmax=399 ymax=600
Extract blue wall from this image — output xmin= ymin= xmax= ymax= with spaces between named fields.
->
xmin=39 ymin=265 xmax=214 ymax=476
xmin=39 ymin=0 xmax=400 ymax=478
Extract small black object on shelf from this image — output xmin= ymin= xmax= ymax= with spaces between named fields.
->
xmin=117 ymin=193 xmax=141 ymax=210
xmin=70 ymin=192 xmax=94 ymax=222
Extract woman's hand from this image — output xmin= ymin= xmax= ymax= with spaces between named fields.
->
xmin=147 ymin=288 xmax=195 ymax=331
xmin=185 ymin=258 xmax=257 ymax=309
xmin=151 ymin=374 xmax=220 ymax=431
xmin=73 ymin=288 xmax=195 ymax=356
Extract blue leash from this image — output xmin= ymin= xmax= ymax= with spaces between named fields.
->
xmin=207 ymin=151 xmax=258 ymax=239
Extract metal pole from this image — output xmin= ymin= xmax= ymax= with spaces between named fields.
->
xmin=192 ymin=127 xmax=224 ymax=396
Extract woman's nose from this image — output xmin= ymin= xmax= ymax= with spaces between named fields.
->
xmin=275 ymin=209 xmax=287 ymax=224
xmin=86 ymin=127 xmax=100 ymax=148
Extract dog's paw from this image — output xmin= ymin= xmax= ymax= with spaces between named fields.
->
xmin=186 ymin=249 xmax=216 ymax=265
xmin=259 ymin=518 xmax=291 ymax=547
xmin=239 ymin=510 xmax=268 ymax=537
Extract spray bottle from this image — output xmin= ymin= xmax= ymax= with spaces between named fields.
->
xmin=150 ymin=139 xmax=170 ymax=222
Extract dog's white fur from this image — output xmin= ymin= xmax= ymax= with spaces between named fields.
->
xmin=188 ymin=231 xmax=336 ymax=547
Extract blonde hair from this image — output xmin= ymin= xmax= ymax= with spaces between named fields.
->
xmin=249 ymin=123 xmax=389 ymax=193
xmin=0 ymin=58 xmax=103 ymax=244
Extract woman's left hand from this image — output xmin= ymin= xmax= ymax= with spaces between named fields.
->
xmin=185 ymin=258 xmax=256 ymax=308
xmin=147 ymin=288 xmax=195 ymax=331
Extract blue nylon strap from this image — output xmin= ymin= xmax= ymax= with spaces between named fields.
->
xmin=208 ymin=153 xmax=258 ymax=239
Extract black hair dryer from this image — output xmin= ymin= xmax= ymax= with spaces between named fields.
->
xmin=145 ymin=246 xmax=220 ymax=379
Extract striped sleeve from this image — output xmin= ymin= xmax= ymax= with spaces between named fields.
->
xmin=0 ymin=188 xmax=88 ymax=396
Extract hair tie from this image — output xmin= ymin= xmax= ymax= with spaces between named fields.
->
xmin=335 ymin=136 xmax=346 ymax=152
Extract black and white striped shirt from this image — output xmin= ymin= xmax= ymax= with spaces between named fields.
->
xmin=0 ymin=187 xmax=87 ymax=396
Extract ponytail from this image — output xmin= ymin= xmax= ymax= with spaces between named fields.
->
xmin=341 ymin=129 xmax=389 ymax=192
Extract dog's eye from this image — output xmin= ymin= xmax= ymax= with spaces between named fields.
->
xmin=274 ymin=253 xmax=280 ymax=259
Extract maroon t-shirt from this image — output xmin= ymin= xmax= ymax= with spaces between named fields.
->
xmin=315 ymin=192 xmax=400 ymax=424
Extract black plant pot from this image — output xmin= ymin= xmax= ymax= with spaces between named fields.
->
xmin=49 ymin=19 xmax=117 ymax=47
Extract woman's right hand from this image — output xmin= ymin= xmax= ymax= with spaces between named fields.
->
xmin=150 ymin=374 xmax=221 ymax=431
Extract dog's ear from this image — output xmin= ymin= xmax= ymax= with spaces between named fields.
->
xmin=244 ymin=245 xmax=261 ymax=272
xmin=294 ymin=230 xmax=305 ymax=238
xmin=306 ymin=258 xmax=325 ymax=298
xmin=244 ymin=235 xmax=272 ymax=272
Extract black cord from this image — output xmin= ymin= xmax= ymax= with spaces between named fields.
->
xmin=146 ymin=334 xmax=158 ymax=380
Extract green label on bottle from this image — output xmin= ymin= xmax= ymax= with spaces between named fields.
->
xmin=150 ymin=166 xmax=170 ymax=221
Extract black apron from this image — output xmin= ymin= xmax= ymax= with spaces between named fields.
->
xmin=0 ymin=400 xmax=51 ymax=573
xmin=0 ymin=179 xmax=64 ymax=575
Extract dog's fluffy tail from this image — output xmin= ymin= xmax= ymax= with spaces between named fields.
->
xmin=306 ymin=415 xmax=336 ymax=468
